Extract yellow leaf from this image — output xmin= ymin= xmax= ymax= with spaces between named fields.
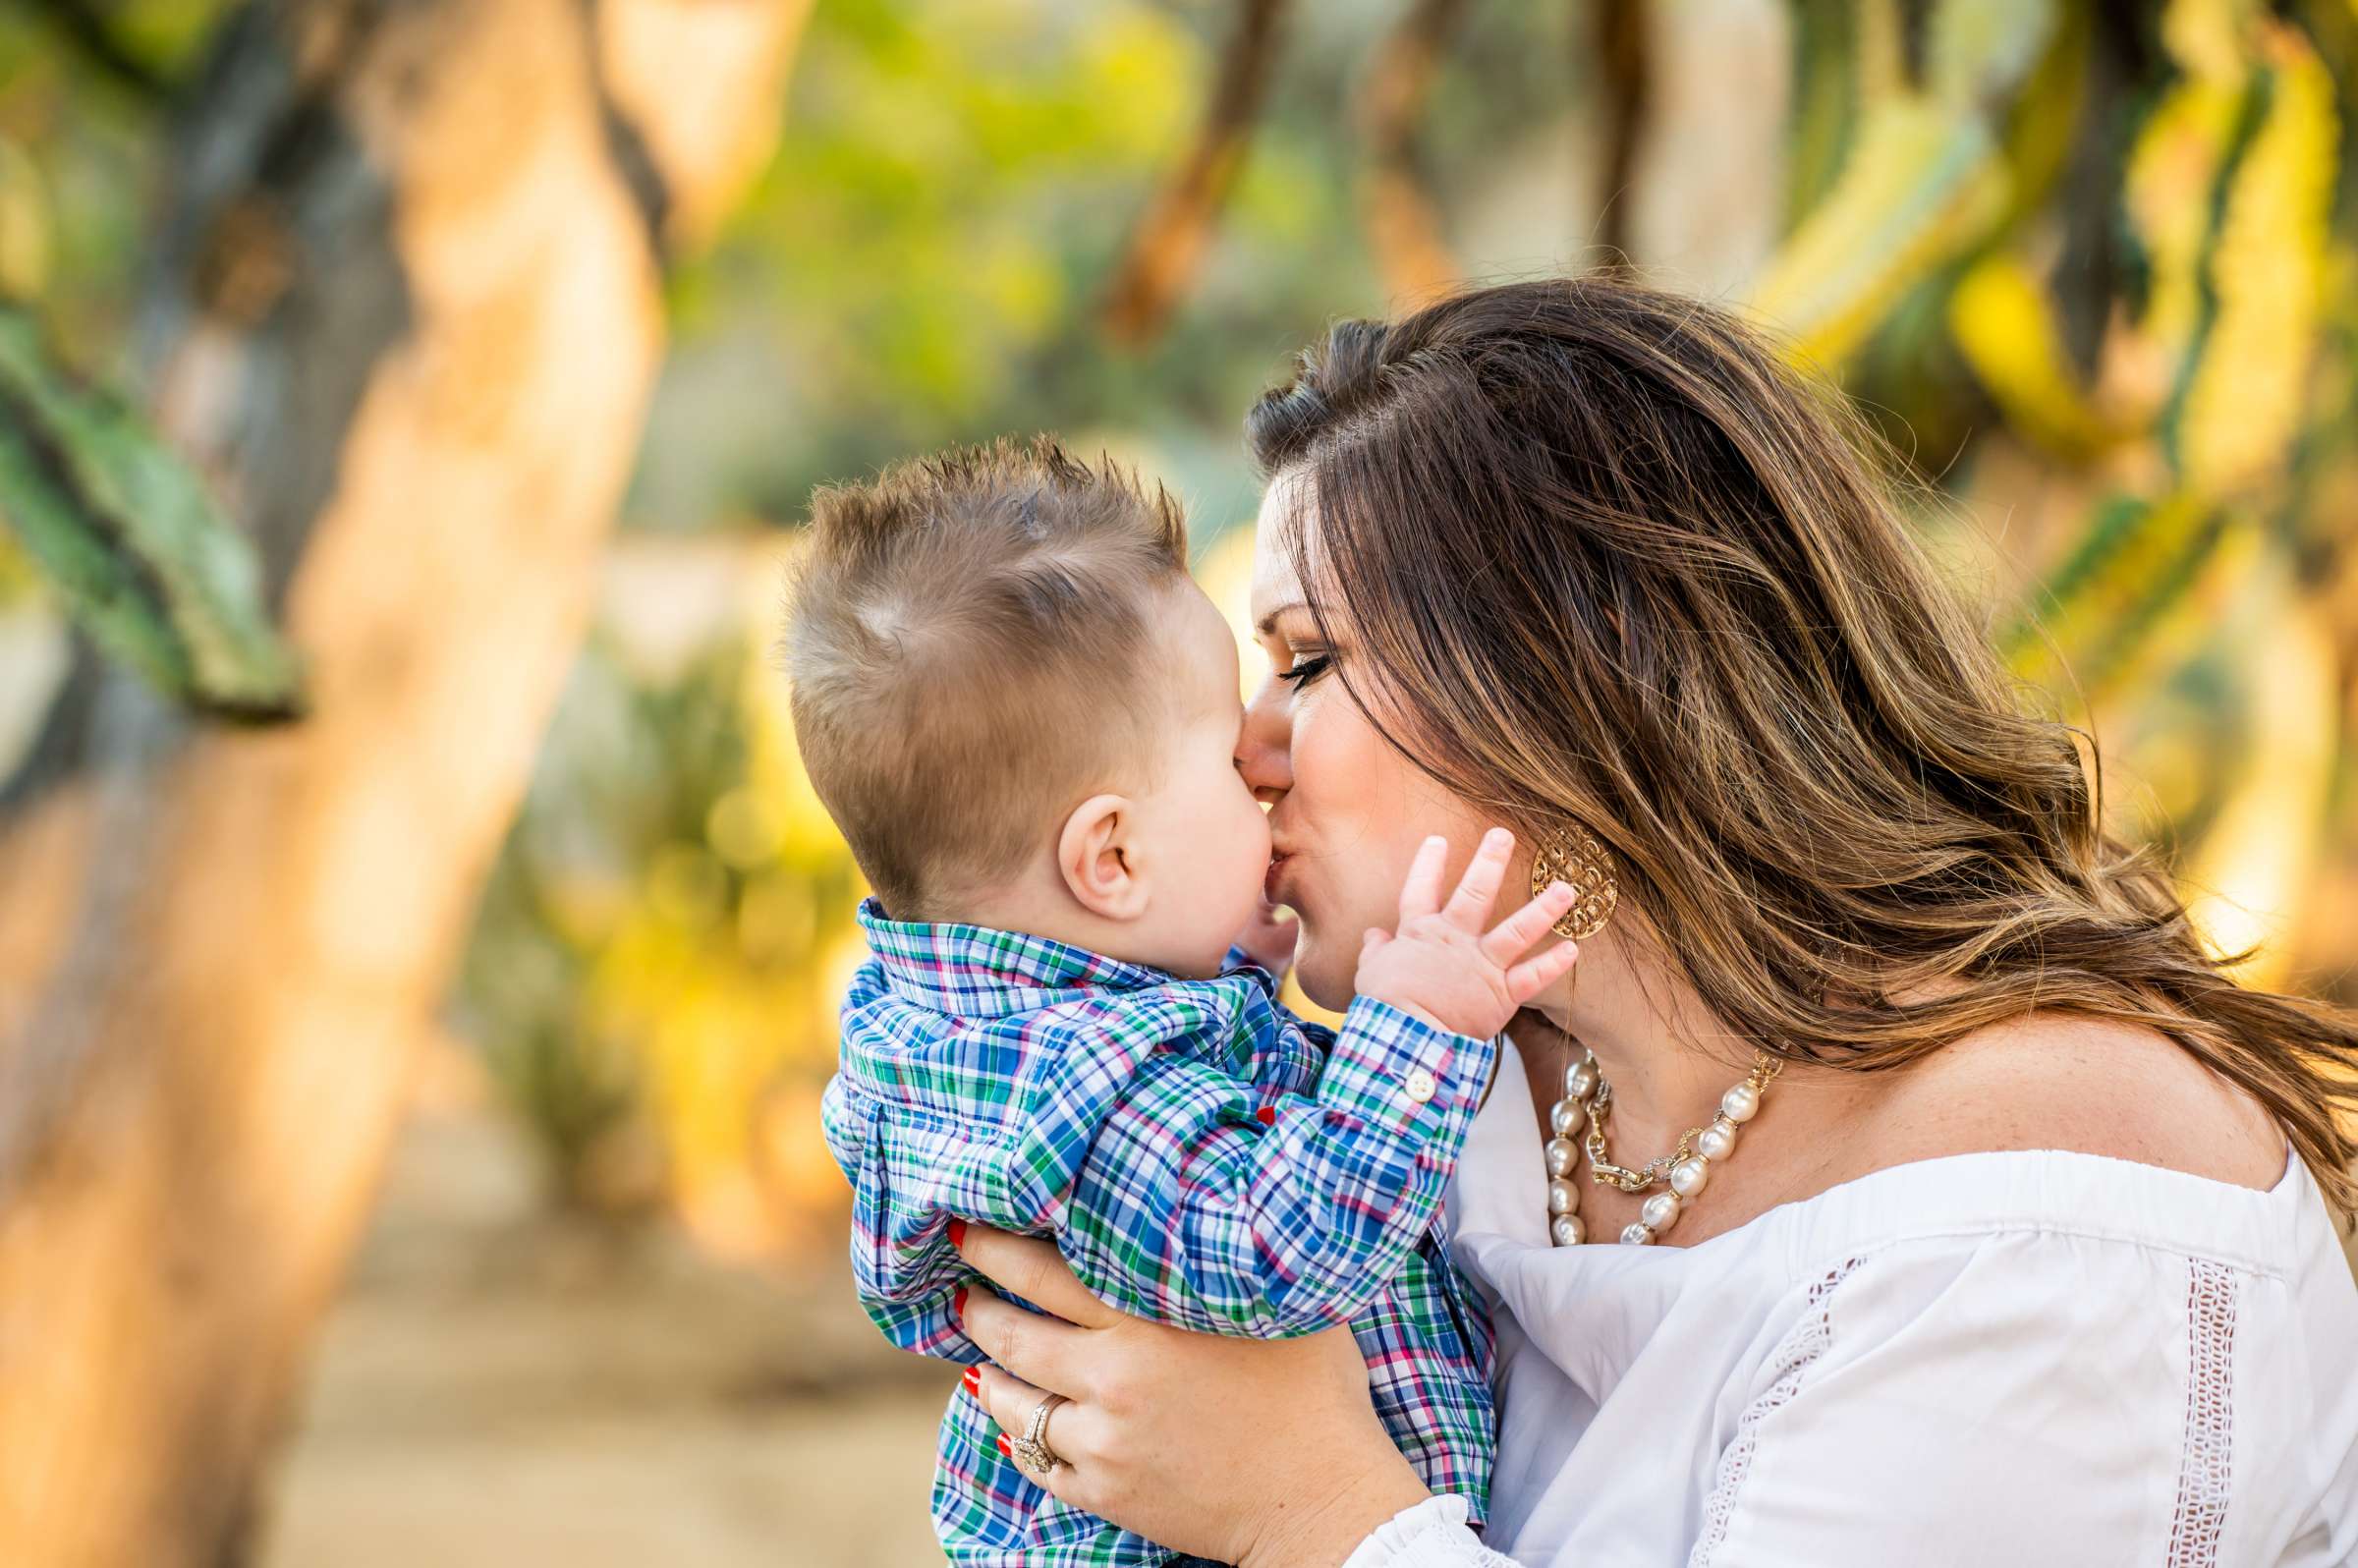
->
xmin=1747 ymin=98 xmax=2008 ymax=366
xmin=2122 ymin=77 xmax=2247 ymax=372
xmin=2181 ymin=570 xmax=2335 ymax=987
xmin=2162 ymin=0 xmax=2263 ymax=81
xmin=2005 ymin=495 xmax=2229 ymax=701
xmin=0 ymin=138 xmax=49 ymax=300
xmin=2174 ymin=22 xmax=2338 ymax=499
xmin=1947 ymin=252 xmax=2117 ymax=458
xmin=1858 ymin=0 xmax=1906 ymax=106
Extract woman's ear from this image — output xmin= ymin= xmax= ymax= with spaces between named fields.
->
xmin=1056 ymin=793 xmax=1151 ymax=922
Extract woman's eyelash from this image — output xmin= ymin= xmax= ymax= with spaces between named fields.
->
xmin=1277 ymin=653 xmax=1331 ymax=687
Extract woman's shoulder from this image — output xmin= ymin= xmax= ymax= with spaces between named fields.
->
xmin=1849 ymin=1009 xmax=2288 ymax=1194
xmin=1679 ymin=1012 xmax=2346 ymax=1303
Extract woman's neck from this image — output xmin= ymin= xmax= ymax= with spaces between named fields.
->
xmin=1528 ymin=924 xmax=1810 ymax=1155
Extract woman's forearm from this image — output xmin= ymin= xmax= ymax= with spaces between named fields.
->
xmin=1236 ymin=1454 xmax=1432 ymax=1568
xmin=952 ymin=1225 xmax=1465 ymax=1566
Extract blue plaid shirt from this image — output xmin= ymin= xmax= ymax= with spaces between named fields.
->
xmin=820 ymin=897 xmax=1496 ymax=1566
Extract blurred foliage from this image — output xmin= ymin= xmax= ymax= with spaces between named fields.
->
xmin=1768 ymin=0 xmax=2357 ymax=985
xmin=709 ymin=0 xmax=1199 ymax=419
xmin=0 ymin=4 xmax=301 ymax=718
xmin=455 ymin=588 xmax=870 ymax=1255
xmin=630 ymin=0 xmax=1582 ymax=530
xmin=0 ymin=307 xmax=300 ymax=718
xmin=8 ymin=0 xmax=2358 ymax=1254
xmin=0 ymin=0 xmax=223 ymax=361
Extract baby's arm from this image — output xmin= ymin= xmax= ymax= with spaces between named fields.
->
xmin=1058 ymin=829 xmax=1577 ymax=1336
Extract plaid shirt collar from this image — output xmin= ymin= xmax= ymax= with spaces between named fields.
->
xmin=855 ymin=896 xmax=1188 ymax=1017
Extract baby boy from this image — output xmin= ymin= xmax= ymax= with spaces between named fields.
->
xmin=787 ymin=437 xmax=1576 ymax=1566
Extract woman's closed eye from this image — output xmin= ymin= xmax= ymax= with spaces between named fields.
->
xmin=1276 ymin=651 xmax=1331 ymax=688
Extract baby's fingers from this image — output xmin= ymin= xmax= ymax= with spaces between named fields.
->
xmin=1396 ymin=835 xmax=1449 ymax=925
xmin=1504 ymin=937 xmax=1581 ymax=1004
xmin=1479 ymin=880 xmax=1576 ymax=967
xmin=1439 ymin=827 xmax=1514 ymax=932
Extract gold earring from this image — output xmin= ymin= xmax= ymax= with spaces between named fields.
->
xmin=1529 ymin=823 xmax=1618 ymax=941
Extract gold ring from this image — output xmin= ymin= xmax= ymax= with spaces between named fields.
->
xmin=1009 ymin=1392 xmax=1068 ymax=1477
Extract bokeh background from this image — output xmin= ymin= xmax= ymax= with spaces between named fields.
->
xmin=3 ymin=0 xmax=2357 ymax=1563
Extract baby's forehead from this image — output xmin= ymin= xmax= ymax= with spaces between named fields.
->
xmin=1159 ymin=578 xmax=1236 ymax=660
xmin=1144 ymin=580 xmax=1242 ymax=710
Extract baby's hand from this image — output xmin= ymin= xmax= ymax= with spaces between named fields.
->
xmin=1230 ymin=892 xmax=1300 ymax=977
xmin=1355 ymin=828 xmax=1581 ymax=1040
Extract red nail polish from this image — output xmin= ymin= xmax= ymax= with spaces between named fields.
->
xmin=1255 ymin=1105 xmax=1277 ymax=1126
xmin=952 ymin=1285 xmax=969 ymax=1320
xmin=962 ymin=1365 xmax=982 ymax=1394
xmin=995 ymin=1433 xmax=1012 ymax=1457
xmin=947 ymin=1217 xmax=967 ymax=1248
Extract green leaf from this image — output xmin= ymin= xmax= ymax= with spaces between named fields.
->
xmin=0 ymin=307 xmax=301 ymax=720
xmin=1783 ymin=0 xmax=1862 ymax=232
xmin=2002 ymin=492 xmax=2235 ymax=700
xmin=1994 ymin=4 xmax=2091 ymax=224
xmin=1927 ymin=0 xmax=2056 ymax=112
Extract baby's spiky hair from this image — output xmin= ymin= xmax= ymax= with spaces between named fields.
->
xmin=781 ymin=435 xmax=1191 ymax=920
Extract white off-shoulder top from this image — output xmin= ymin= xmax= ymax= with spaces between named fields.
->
xmin=1342 ymin=1036 xmax=2358 ymax=1568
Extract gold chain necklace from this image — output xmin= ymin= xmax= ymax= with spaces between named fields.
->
xmin=1544 ymin=1048 xmax=1781 ymax=1245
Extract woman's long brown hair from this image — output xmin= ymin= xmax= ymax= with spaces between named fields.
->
xmin=1247 ymin=274 xmax=2358 ymax=1224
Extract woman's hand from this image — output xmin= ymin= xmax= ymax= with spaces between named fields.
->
xmin=952 ymin=1223 xmax=1431 ymax=1567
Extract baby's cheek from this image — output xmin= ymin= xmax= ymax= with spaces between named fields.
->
xmin=1245 ymin=793 xmax=1274 ymax=852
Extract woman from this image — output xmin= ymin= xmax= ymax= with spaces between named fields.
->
xmin=949 ymin=276 xmax=2358 ymax=1565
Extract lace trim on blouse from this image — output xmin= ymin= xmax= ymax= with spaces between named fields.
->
xmin=1687 ymin=1256 xmax=1866 ymax=1568
xmin=2166 ymin=1257 xmax=2240 ymax=1567
xmin=1677 ymin=1249 xmax=2246 ymax=1568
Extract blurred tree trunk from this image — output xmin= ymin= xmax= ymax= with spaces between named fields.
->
xmin=0 ymin=1 xmax=809 ymax=1562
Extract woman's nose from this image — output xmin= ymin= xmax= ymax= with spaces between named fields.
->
xmin=1236 ymin=679 xmax=1292 ymax=804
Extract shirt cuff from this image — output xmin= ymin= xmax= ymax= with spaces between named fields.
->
xmin=1340 ymin=1494 xmax=1515 ymax=1568
xmin=1319 ymin=995 xmax=1496 ymax=1136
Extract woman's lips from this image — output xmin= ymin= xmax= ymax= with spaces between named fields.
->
xmin=1263 ymin=853 xmax=1291 ymax=903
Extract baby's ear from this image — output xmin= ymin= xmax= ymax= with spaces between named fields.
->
xmin=1055 ymin=793 xmax=1150 ymax=922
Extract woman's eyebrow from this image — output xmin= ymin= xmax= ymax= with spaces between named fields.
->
xmin=1253 ymin=601 xmax=1306 ymax=637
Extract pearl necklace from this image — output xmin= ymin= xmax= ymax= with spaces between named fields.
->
xmin=1544 ymin=1047 xmax=1781 ymax=1245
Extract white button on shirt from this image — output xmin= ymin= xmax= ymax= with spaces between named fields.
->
xmin=1403 ymin=1067 xmax=1438 ymax=1105
xmin=1344 ymin=1036 xmax=2358 ymax=1567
